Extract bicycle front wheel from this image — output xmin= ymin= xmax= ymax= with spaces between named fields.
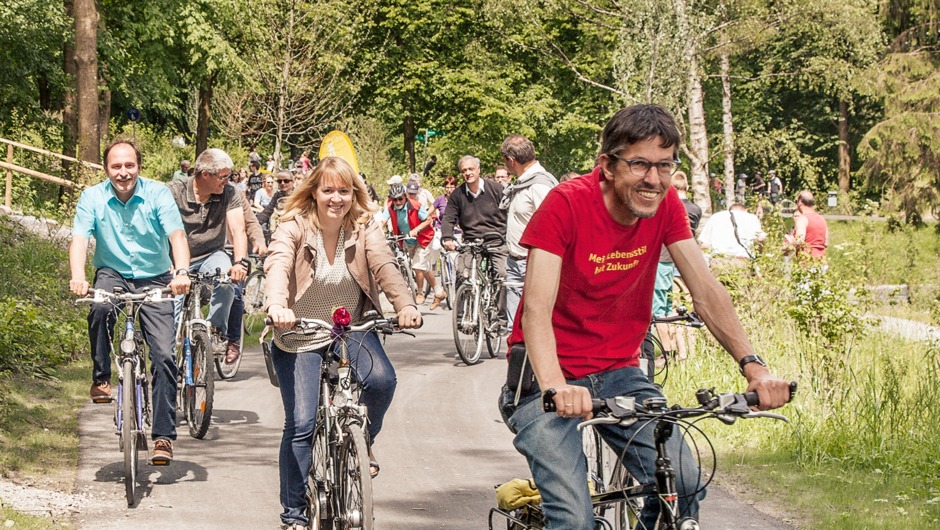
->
xmin=121 ymin=360 xmax=138 ymax=506
xmin=308 ymin=419 xmax=330 ymax=529
xmin=338 ymin=422 xmax=373 ymax=530
xmin=243 ymin=270 xmax=267 ymax=336
xmin=452 ymin=284 xmax=484 ymax=365
xmin=215 ymin=326 xmax=243 ymax=380
xmin=400 ymin=260 xmax=418 ymax=299
xmin=187 ymin=327 xmax=214 ymax=439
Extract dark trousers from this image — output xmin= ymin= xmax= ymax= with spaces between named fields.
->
xmin=88 ymin=268 xmax=178 ymax=440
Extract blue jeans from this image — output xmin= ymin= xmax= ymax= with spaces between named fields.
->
xmin=498 ymin=366 xmax=705 ymax=529
xmin=175 ymin=250 xmax=235 ymax=336
xmin=506 ymin=255 xmax=526 ymax=331
xmin=88 ymin=268 xmax=178 ymax=440
xmin=271 ymin=332 xmax=397 ymax=526
xmin=226 ymin=283 xmax=243 ymax=343
xmin=652 ymin=261 xmax=675 ymax=317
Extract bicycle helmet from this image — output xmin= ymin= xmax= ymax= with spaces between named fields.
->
xmin=388 ymin=183 xmax=406 ymax=199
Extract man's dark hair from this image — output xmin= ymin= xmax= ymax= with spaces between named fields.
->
xmin=500 ymin=135 xmax=536 ymax=165
xmin=599 ymin=104 xmax=681 ymax=158
xmin=102 ymin=138 xmax=143 ymax=167
xmin=249 ymin=160 xmax=260 ymax=171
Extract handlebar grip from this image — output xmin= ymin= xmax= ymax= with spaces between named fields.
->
xmin=542 ymin=389 xmax=557 ymax=412
xmin=263 ymin=317 xmax=301 ymax=327
xmin=744 ymin=381 xmax=798 ymax=407
xmin=744 ymin=392 xmax=759 ymax=407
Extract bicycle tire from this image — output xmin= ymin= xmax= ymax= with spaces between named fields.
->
xmin=187 ymin=327 xmax=214 ymax=439
xmin=338 ymin=422 xmax=373 ymax=530
xmin=242 ymin=270 xmax=266 ymax=314
xmin=610 ymin=464 xmax=643 ymax=530
xmin=440 ymin=254 xmax=455 ymax=310
xmin=400 ymin=260 xmax=418 ymax=299
xmin=121 ymin=360 xmax=138 ymax=506
xmin=215 ymin=325 xmax=243 ymax=380
xmin=485 ymin=331 xmax=502 ymax=359
xmin=452 ymin=284 xmax=483 ymax=365
xmin=308 ymin=419 xmax=330 ymax=529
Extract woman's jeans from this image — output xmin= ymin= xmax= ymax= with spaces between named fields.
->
xmin=271 ymin=332 xmax=397 ymax=525
xmin=498 ymin=365 xmax=705 ymax=530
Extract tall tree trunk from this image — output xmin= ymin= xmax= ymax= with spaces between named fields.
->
xmin=274 ymin=8 xmax=294 ymax=171
xmin=838 ymin=98 xmax=851 ymax=193
xmin=687 ymin=59 xmax=711 ymax=216
xmin=197 ymin=74 xmax=215 ymax=157
xmin=73 ymin=0 xmax=99 ymax=164
xmin=98 ymin=72 xmax=111 ymax=144
xmin=404 ymin=114 xmax=415 ymax=173
xmin=62 ymin=0 xmax=78 ymax=182
xmin=720 ymin=38 xmax=735 ymax=208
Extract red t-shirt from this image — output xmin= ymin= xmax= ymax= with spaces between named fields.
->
xmin=508 ymin=166 xmax=694 ymax=379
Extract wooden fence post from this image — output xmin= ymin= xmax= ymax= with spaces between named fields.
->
xmin=4 ymin=143 xmax=12 ymax=209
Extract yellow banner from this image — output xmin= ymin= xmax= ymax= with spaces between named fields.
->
xmin=319 ymin=131 xmax=360 ymax=175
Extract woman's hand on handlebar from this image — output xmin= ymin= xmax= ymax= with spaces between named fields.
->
xmin=443 ymin=240 xmax=457 ymax=252
xmin=396 ymin=305 xmax=422 ymax=329
xmin=267 ymin=305 xmax=297 ymax=329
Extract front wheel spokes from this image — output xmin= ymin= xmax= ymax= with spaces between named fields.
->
xmin=338 ymin=423 xmax=373 ymax=530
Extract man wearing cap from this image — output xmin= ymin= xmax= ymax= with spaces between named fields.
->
xmin=380 ymin=183 xmax=447 ymax=307
xmin=256 ymin=170 xmax=296 ymax=235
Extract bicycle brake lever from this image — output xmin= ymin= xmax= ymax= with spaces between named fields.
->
xmin=399 ymin=330 xmax=416 ymax=338
xmin=745 ymin=411 xmax=789 ymax=422
xmin=576 ymin=416 xmax=620 ymax=431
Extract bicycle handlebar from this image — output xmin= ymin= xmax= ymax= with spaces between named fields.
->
xmin=76 ymin=287 xmax=174 ymax=305
xmin=264 ymin=312 xmax=422 ymax=335
xmin=651 ymin=307 xmax=704 ymax=327
xmin=541 ymin=381 xmax=797 ymax=427
xmin=456 ymin=233 xmax=506 ymax=252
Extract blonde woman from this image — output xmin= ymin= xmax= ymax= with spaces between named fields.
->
xmin=253 ymin=175 xmax=276 ymax=212
xmin=264 ymin=157 xmax=421 ymax=529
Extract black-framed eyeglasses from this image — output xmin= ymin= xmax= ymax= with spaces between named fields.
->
xmin=608 ymin=153 xmax=681 ymax=178
xmin=391 ymin=196 xmax=406 ymax=202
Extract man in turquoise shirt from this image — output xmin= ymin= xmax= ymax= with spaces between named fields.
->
xmin=69 ymin=138 xmax=191 ymax=466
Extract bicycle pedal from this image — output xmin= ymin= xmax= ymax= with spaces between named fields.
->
xmin=91 ymin=396 xmax=114 ymax=404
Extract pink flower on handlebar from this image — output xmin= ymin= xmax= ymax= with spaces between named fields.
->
xmin=331 ymin=307 xmax=352 ymax=327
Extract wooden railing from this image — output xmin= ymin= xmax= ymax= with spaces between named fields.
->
xmin=1 ymin=137 xmax=103 ymax=210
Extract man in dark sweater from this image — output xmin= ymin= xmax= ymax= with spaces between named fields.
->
xmin=441 ymin=155 xmax=509 ymax=332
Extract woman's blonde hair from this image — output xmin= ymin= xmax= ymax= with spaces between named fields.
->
xmin=280 ymin=156 xmax=377 ymax=231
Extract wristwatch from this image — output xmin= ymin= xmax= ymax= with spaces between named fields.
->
xmin=174 ymin=268 xmax=190 ymax=277
xmin=738 ymin=354 xmax=767 ymax=375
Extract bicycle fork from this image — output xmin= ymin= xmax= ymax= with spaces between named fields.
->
xmin=653 ymin=421 xmax=699 ymax=530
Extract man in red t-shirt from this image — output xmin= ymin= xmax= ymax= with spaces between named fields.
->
xmin=499 ymin=104 xmax=793 ymax=529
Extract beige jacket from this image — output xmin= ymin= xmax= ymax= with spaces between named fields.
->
xmin=263 ymin=216 xmax=416 ymax=315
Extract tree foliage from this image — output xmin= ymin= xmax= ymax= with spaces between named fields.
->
xmin=2 ymin=0 xmax=940 ymax=219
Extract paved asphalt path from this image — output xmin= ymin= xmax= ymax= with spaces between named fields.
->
xmin=72 ymin=306 xmax=794 ymax=529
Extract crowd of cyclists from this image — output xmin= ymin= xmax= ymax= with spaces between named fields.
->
xmin=70 ymin=103 xmax=799 ymax=529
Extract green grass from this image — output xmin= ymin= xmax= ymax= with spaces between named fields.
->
xmin=0 ymin=359 xmax=90 ymax=476
xmin=0 ymin=506 xmax=69 ymax=530
xmin=658 ymin=216 xmax=940 ymax=528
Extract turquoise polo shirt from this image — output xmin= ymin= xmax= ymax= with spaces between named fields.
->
xmin=72 ymin=177 xmax=184 ymax=279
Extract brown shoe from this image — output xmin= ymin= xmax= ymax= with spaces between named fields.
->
xmin=429 ymin=292 xmax=447 ymax=310
xmin=225 ymin=341 xmax=241 ymax=364
xmin=149 ymin=438 xmax=173 ymax=465
xmin=90 ymin=380 xmax=111 ymax=403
